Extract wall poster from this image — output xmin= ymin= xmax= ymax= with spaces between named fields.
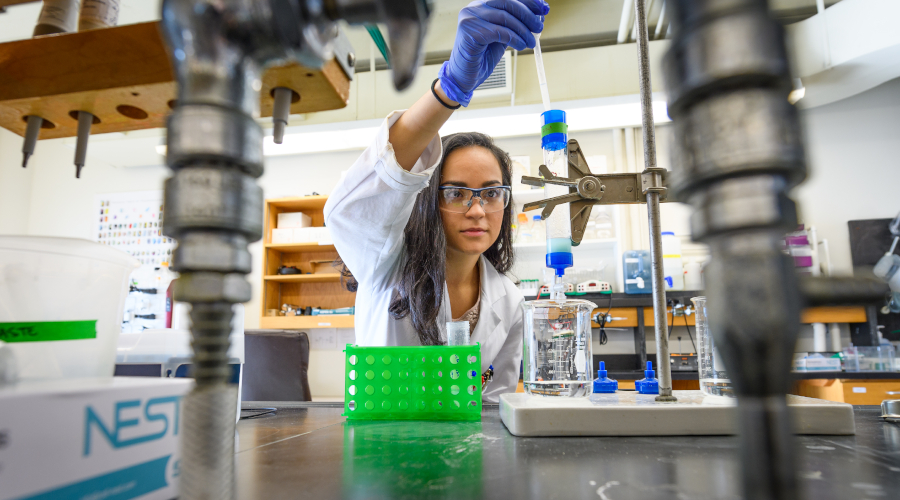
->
xmin=94 ymin=190 xmax=175 ymax=267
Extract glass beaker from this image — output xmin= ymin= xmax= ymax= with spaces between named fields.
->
xmin=691 ymin=296 xmax=734 ymax=397
xmin=522 ymin=299 xmax=596 ymax=397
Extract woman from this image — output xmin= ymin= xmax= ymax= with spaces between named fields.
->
xmin=324 ymin=0 xmax=548 ymax=402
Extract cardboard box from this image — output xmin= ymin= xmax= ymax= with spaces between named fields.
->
xmin=291 ymin=227 xmax=332 ymax=244
xmin=0 ymin=377 xmax=193 ymax=500
xmin=271 ymin=228 xmax=295 ymax=244
xmin=277 ymin=212 xmax=312 ymax=229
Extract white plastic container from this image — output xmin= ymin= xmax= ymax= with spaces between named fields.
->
xmin=0 ymin=236 xmax=138 ymax=380
xmin=662 ymin=232 xmax=685 ymax=291
xmin=684 ymin=259 xmax=703 ymax=290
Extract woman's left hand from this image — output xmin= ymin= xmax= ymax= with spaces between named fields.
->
xmin=439 ymin=0 xmax=548 ymax=106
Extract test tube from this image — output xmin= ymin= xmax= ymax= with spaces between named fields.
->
xmin=446 ymin=321 xmax=470 ymax=347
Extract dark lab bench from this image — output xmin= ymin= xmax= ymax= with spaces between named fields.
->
xmin=235 ymin=402 xmax=900 ymax=499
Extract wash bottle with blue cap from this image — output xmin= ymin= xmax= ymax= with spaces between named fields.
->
xmin=541 ymin=109 xmax=572 ymax=300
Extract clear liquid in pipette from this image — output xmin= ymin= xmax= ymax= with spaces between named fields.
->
xmin=533 ymin=32 xmax=551 ymax=111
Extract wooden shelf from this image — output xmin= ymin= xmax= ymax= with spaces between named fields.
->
xmin=264 ymin=273 xmax=342 ymax=283
xmin=0 ymin=1 xmax=37 ymax=7
xmin=265 ymin=242 xmax=336 ymax=252
xmin=260 ymin=315 xmax=354 ymax=330
xmin=261 ymin=195 xmax=355 ymax=329
xmin=0 ymin=23 xmax=351 ymax=139
xmin=266 ymin=195 xmax=330 ymax=211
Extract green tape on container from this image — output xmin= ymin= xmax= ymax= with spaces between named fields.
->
xmin=541 ymin=122 xmax=568 ymax=137
xmin=0 ymin=320 xmax=97 ymax=343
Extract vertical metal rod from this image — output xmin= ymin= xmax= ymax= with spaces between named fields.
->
xmin=646 ymin=192 xmax=673 ymax=397
xmin=634 ymin=0 xmax=656 ymax=170
xmin=633 ymin=0 xmax=674 ymax=400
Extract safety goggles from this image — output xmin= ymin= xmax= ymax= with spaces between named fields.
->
xmin=438 ymin=185 xmax=512 ymax=214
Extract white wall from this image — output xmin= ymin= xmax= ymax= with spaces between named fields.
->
xmin=795 ymin=77 xmax=900 ymax=275
xmin=0 ymin=128 xmax=35 ymax=234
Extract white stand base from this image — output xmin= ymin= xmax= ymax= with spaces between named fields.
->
xmin=499 ymin=390 xmax=855 ymax=437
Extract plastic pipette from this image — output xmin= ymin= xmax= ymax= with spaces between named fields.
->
xmin=533 ymin=32 xmax=551 ymax=111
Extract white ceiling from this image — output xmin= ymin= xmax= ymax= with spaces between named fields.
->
xmin=0 ymin=0 xmax=843 ymax=57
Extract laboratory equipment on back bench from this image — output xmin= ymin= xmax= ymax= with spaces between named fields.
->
xmin=873 ymin=210 xmax=900 ymax=313
xmin=522 ymin=299 xmax=596 ymax=397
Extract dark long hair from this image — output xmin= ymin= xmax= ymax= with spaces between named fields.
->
xmin=337 ymin=132 xmax=515 ymax=345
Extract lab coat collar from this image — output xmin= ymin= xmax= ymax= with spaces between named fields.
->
xmin=469 ymin=255 xmax=506 ymax=350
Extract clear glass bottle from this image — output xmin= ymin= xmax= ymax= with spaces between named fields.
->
xmin=516 ymin=213 xmax=530 ymax=244
xmin=692 ymin=296 xmax=734 ymax=397
xmin=531 ymin=215 xmax=545 ymax=242
xmin=522 ymin=298 xmax=596 ymax=397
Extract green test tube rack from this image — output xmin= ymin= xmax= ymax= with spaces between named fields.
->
xmin=343 ymin=344 xmax=483 ymax=421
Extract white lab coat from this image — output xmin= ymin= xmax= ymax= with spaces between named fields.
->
xmin=324 ymin=110 xmax=524 ymax=402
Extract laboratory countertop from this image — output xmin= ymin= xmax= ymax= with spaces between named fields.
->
xmin=607 ymin=370 xmax=900 ymax=380
xmin=235 ymin=402 xmax=900 ymax=500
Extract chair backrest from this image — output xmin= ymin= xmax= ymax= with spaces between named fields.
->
xmin=241 ymin=329 xmax=311 ymax=402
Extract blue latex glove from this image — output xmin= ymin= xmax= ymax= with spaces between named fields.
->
xmin=440 ymin=0 xmax=548 ymax=107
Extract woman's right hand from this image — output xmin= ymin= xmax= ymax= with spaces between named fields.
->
xmin=439 ymin=0 xmax=548 ymax=107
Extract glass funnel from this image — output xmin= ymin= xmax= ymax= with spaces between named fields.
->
xmin=522 ymin=299 xmax=596 ymax=397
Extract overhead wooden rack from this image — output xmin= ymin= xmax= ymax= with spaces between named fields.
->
xmin=0 ymin=21 xmax=352 ymax=140
xmin=0 ymin=0 xmax=38 ymax=8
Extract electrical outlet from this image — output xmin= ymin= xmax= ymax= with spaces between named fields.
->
xmin=308 ymin=328 xmax=337 ymax=349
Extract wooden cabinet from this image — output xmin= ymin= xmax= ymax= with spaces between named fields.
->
xmin=793 ymin=378 xmax=900 ymax=405
xmin=259 ymin=196 xmax=355 ymax=329
xmin=588 ymin=306 xmax=867 ymax=329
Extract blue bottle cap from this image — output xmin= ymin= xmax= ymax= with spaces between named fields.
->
xmin=593 ymin=360 xmax=619 ymax=393
xmin=645 ymin=361 xmax=655 ymax=378
xmin=662 ymin=231 xmax=675 ymax=236
xmin=541 ymin=109 xmax=566 ymax=125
